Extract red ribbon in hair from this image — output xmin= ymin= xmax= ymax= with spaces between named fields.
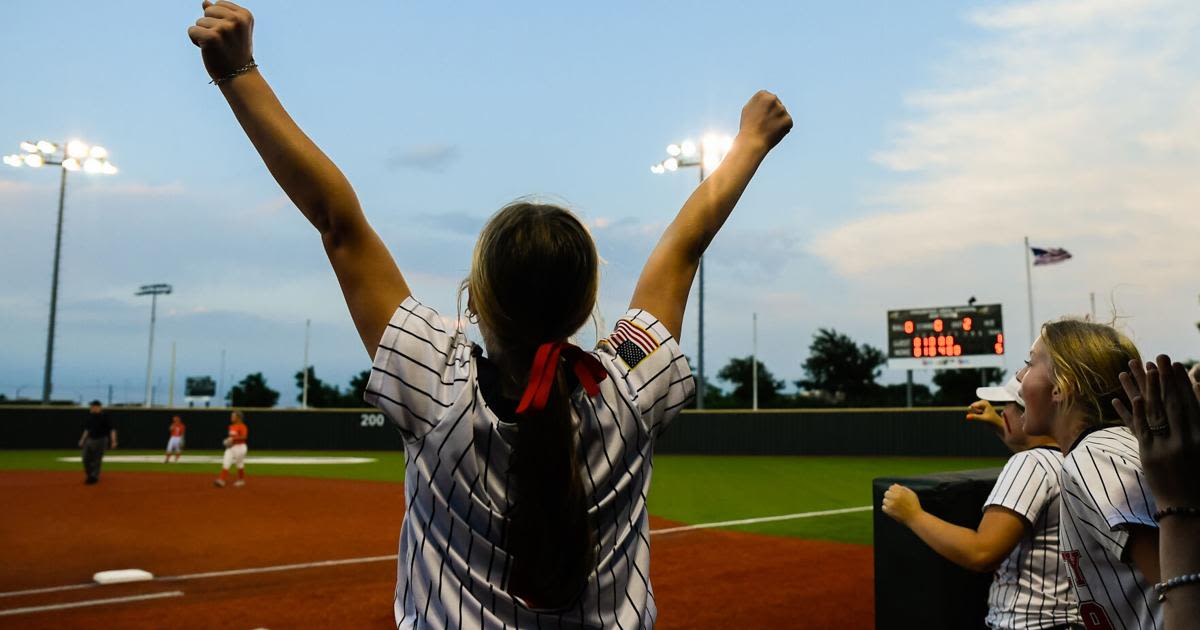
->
xmin=515 ymin=341 xmax=608 ymax=414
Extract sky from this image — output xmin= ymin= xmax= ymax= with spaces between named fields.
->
xmin=3 ymin=0 xmax=1199 ymax=406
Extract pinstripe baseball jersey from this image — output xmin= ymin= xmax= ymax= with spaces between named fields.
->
xmin=982 ymin=446 xmax=1079 ymax=629
xmin=1058 ymin=426 xmax=1162 ymax=630
xmin=364 ymin=297 xmax=695 ymax=629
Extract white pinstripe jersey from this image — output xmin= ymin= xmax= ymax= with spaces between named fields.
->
xmin=364 ymin=298 xmax=695 ymax=630
xmin=1058 ymin=426 xmax=1162 ymax=630
xmin=982 ymin=446 xmax=1079 ymax=629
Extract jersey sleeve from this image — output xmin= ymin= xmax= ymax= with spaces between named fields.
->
xmin=593 ymin=309 xmax=695 ymax=434
xmin=364 ymin=297 xmax=472 ymax=442
xmin=983 ymin=450 xmax=1056 ymax=526
xmin=1063 ymin=443 xmax=1157 ymax=559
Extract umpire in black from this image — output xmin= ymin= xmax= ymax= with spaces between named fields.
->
xmin=78 ymin=400 xmax=117 ymax=484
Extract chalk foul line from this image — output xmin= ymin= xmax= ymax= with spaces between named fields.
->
xmin=0 ymin=504 xmax=873 ymax=613
xmin=648 ymin=505 xmax=873 ymax=536
xmin=0 ymin=591 xmax=184 ymax=617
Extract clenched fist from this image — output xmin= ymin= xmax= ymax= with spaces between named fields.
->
xmin=187 ymin=0 xmax=255 ymax=82
xmin=881 ymin=483 xmax=922 ymax=524
xmin=738 ymin=91 xmax=793 ymax=151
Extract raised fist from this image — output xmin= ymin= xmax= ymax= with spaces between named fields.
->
xmin=186 ymin=1 xmax=255 ymax=82
xmin=738 ymin=90 xmax=793 ymax=151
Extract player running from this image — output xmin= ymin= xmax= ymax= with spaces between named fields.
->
xmin=214 ymin=410 xmax=248 ymax=488
xmin=883 ymin=376 xmax=1081 ymax=629
xmin=188 ymin=2 xmax=790 ymax=625
xmin=1018 ymin=321 xmax=1162 ymax=629
xmin=164 ymin=415 xmax=186 ymax=463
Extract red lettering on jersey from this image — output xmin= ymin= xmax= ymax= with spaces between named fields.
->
xmin=1080 ymin=602 xmax=1114 ymax=630
xmin=1061 ymin=550 xmax=1087 ymax=586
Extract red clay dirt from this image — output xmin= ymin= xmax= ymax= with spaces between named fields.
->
xmin=0 ymin=471 xmax=872 ymax=629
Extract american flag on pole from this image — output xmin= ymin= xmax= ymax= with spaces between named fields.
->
xmin=603 ymin=318 xmax=660 ymax=369
xmin=1031 ymin=246 xmax=1073 ymax=266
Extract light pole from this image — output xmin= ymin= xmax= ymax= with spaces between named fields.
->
xmin=136 ymin=283 xmax=173 ymax=407
xmin=5 ymin=140 xmax=117 ymax=403
xmin=651 ymin=134 xmax=733 ymax=409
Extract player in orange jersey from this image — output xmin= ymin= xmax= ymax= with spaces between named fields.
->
xmin=214 ymin=410 xmax=248 ymax=488
xmin=164 ymin=415 xmax=186 ymax=463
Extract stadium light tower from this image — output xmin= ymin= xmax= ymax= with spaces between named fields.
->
xmin=4 ymin=140 xmax=118 ymax=404
xmin=136 ymin=283 xmax=173 ymax=407
xmin=650 ymin=133 xmax=734 ymax=409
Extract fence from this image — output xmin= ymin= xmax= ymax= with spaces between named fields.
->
xmin=0 ymin=406 xmax=1009 ymax=456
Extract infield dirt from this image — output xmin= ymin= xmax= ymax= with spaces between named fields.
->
xmin=0 ymin=471 xmax=872 ymax=628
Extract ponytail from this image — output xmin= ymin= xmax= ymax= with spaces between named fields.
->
xmin=506 ymin=367 xmax=595 ymax=608
xmin=465 ymin=201 xmax=602 ymax=608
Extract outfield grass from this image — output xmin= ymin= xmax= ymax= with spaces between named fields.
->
xmin=0 ymin=450 xmax=408 ymax=483
xmin=0 ymin=450 xmax=1004 ymax=545
xmin=647 ymin=455 xmax=1005 ymax=544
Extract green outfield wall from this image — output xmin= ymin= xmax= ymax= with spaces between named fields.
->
xmin=0 ymin=406 xmax=1010 ymax=456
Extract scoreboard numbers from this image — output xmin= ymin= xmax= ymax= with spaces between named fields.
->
xmin=887 ymin=304 xmax=1005 ymax=370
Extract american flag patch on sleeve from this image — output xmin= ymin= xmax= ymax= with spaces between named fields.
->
xmin=605 ymin=319 xmax=661 ymax=369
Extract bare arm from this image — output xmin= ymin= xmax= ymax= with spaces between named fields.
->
xmin=1159 ymin=519 xmax=1200 ymax=624
xmin=188 ymin=1 xmax=409 ymax=356
xmin=1125 ymin=526 xmax=1161 ymax=584
xmin=630 ymin=91 xmax=791 ymax=340
xmin=1115 ymin=356 xmax=1200 ymax=622
xmin=883 ymin=484 xmax=1026 ymax=572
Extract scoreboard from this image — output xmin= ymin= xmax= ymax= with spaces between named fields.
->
xmin=886 ymin=304 xmax=1005 ymax=370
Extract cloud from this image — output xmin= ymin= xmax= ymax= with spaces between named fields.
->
xmin=811 ymin=0 xmax=1200 ymax=280
xmin=75 ymin=181 xmax=186 ymax=198
xmin=415 ymin=211 xmax=486 ymax=237
xmin=968 ymin=0 xmax=1169 ymax=30
xmin=387 ymin=143 xmax=461 ymax=172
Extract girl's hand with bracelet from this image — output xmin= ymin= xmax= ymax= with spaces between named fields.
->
xmin=1114 ymin=355 xmax=1200 ymax=511
xmin=187 ymin=0 xmax=255 ymax=84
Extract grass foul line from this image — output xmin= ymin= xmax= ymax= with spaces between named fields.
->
xmin=649 ymin=505 xmax=873 ymax=536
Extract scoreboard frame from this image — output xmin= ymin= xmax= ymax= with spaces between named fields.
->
xmin=886 ymin=304 xmax=1005 ymax=370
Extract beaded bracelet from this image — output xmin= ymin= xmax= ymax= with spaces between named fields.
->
xmin=1153 ymin=506 xmax=1200 ymax=521
xmin=1155 ymin=573 xmax=1200 ymax=602
xmin=210 ymin=60 xmax=258 ymax=86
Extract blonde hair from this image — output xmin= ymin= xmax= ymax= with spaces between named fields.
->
xmin=466 ymin=201 xmax=599 ymax=351
xmin=1040 ymin=319 xmax=1141 ymax=426
xmin=463 ymin=200 xmax=599 ymax=607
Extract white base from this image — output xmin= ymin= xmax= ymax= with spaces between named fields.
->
xmin=93 ymin=569 xmax=154 ymax=585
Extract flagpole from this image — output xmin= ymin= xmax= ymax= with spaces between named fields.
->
xmin=1024 ymin=236 xmax=1035 ymax=344
xmin=751 ymin=313 xmax=758 ymax=411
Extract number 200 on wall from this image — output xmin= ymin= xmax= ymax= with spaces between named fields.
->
xmin=360 ymin=413 xmax=386 ymax=427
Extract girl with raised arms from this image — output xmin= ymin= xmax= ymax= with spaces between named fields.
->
xmin=187 ymin=2 xmax=791 ymax=627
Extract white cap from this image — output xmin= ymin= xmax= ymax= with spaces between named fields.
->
xmin=977 ymin=375 xmax=1024 ymax=407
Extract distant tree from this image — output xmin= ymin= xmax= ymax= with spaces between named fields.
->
xmin=932 ymin=368 xmax=1004 ymax=405
xmin=796 ymin=329 xmax=886 ymax=404
xmin=717 ymin=356 xmax=785 ymax=408
xmin=294 ymin=366 xmax=354 ymax=408
xmin=872 ymin=383 xmax=934 ymax=407
xmin=345 ymin=369 xmax=371 ymax=406
xmin=227 ymin=372 xmax=280 ymax=408
xmin=685 ymin=355 xmax=728 ymax=409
